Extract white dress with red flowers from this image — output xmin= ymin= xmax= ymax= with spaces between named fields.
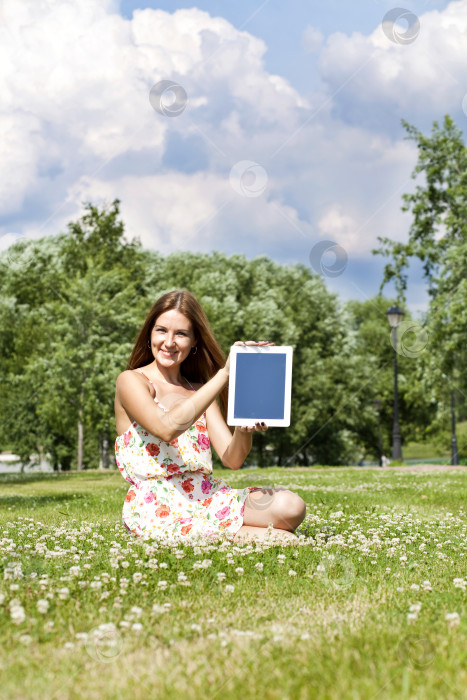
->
xmin=115 ymin=370 xmax=257 ymax=541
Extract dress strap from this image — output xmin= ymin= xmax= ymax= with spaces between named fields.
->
xmin=182 ymin=376 xmax=196 ymax=391
xmin=136 ymin=369 xmax=157 ymax=393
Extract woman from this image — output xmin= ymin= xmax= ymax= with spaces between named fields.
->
xmin=114 ymin=289 xmax=306 ymax=544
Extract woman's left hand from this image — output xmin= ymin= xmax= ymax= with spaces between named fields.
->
xmin=237 ymin=422 xmax=268 ymax=433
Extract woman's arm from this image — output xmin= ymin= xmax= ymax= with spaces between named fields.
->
xmin=116 ymin=368 xmax=229 ymax=443
xmin=206 ymin=398 xmax=266 ymax=469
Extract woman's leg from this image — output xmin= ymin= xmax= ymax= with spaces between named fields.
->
xmin=233 ymin=524 xmax=298 ymax=544
xmin=233 ymin=488 xmax=306 ymax=544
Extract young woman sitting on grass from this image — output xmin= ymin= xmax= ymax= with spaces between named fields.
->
xmin=114 ymin=289 xmax=306 ymax=544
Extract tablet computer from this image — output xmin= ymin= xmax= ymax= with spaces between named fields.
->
xmin=227 ymin=345 xmax=293 ymax=427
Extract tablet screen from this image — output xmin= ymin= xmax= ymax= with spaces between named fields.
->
xmin=227 ymin=346 xmax=293 ymax=427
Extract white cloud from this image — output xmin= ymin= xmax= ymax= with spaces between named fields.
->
xmin=0 ymin=0 xmax=466 ymax=315
xmin=302 ymin=25 xmax=324 ymax=53
xmin=319 ymin=0 xmax=467 ymax=127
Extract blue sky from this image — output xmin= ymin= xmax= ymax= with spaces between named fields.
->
xmin=1 ymin=0 xmax=466 ymax=317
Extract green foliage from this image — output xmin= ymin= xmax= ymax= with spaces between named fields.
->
xmin=0 ymin=200 xmax=451 ymax=468
xmin=372 ymin=114 xmax=467 ymax=450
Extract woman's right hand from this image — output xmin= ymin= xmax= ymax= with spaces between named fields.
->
xmin=224 ymin=340 xmax=275 ymax=376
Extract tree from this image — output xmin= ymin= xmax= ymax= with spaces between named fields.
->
xmin=373 ymin=115 xmax=467 ymax=453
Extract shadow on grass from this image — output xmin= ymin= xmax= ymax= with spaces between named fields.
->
xmin=0 ymin=470 xmax=119 ymax=488
xmin=0 ymin=492 xmax=89 ymax=509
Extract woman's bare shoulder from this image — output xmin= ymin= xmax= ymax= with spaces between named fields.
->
xmin=116 ymin=369 xmax=145 ymax=389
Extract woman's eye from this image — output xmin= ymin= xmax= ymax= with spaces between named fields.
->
xmin=155 ymin=329 xmax=186 ymax=335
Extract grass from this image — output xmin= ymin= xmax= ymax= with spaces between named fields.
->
xmin=0 ymin=466 xmax=466 ymax=700
xmin=403 ymin=420 xmax=467 ymax=461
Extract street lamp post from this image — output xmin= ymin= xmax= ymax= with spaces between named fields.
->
xmin=373 ymin=398 xmax=383 ymax=467
xmin=451 ymin=388 xmax=459 ymax=466
xmin=386 ymin=306 xmax=405 ymax=462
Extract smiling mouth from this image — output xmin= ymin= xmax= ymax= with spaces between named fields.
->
xmin=161 ymin=350 xmax=176 ymax=356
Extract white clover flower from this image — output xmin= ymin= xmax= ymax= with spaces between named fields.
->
xmin=216 ymin=572 xmax=226 ymax=582
xmin=159 ymin=563 xmax=168 ymax=569
xmin=288 ymin=570 xmax=297 ymax=577
xmin=407 ymin=613 xmax=417 ymax=623
xmin=37 ymin=599 xmax=49 ymax=614
xmin=235 ymin=567 xmax=244 ymax=576
xmin=453 ymin=578 xmax=466 ymax=591
xmin=58 ymin=588 xmax=69 ymax=600
xmin=157 ymin=581 xmax=168 ymax=590
xmin=131 ymin=623 xmax=143 ymax=634
xmin=445 ymin=612 xmax=460 ymax=628
xmin=409 ymin=602 xmax=422 ymax=613
xmin=121 ymin=561 xmax=129 ymax=569
xmin=10 ymin=604 xmax=26 ymax=625
xmin=19 ymin=634 xmax=32 ymax=645
xmin=131 ymin=606 xmax=143 ymax=618
xmin=132 ymin=573 xmax=143 ymax=583
xmin=151 ymin=604 xmax=167 ymax=615
xmin=254 ymin=563 xmax=263 ymax=572
xmin=410 ymin=584 xmax=420 ymax=591
xmin=225 ymin=584 xmax=235 ymax=593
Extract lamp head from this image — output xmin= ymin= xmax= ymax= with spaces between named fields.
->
xmin=386 ymin=305 xmax=404 ymax=328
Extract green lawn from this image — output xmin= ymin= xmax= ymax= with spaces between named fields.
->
xmin=0 ymin=467 xmax=466 ymax=700
xmin=403 ymin=420 xmax=467 ymax=461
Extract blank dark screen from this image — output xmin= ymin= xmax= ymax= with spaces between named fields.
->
xmin=234 ymin=353 xmax=286 ymax=419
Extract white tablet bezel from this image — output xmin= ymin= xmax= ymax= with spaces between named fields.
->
xmin=227 ymin=345 xmax=293 ymax=427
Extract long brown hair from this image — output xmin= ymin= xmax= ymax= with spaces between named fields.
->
xmin=126 ymin=289 xmax=229 ymax=420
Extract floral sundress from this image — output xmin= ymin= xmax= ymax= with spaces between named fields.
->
xmin=115 ymin=369 xmax=258 ymax=541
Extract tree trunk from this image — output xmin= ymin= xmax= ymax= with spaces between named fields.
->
xmin=258 ymin=436 xmax=264 ymax=468
xmin=277 ymin=440 xmax=283 ymax=467
xmin=77 ymin=413 xmax=83 ymax=471
xmin=100 ymin=432 xmax=109 ymax=469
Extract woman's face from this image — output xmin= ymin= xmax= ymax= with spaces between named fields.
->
xmin=150 ymin=310 xmax=196 ymax=366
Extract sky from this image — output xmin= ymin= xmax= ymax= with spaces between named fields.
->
xmin=1 ymin=0 xmax=467 ymax=316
